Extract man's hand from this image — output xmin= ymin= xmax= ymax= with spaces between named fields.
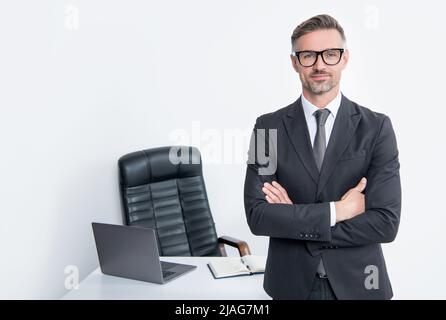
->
xmin=262 ymin=181 xmax=293 ymax=204
xmin=335 ymin=177 xmax=367 ymax=223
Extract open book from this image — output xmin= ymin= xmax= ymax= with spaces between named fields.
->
xmin=207 ymin=255 xmax=266 ymax=279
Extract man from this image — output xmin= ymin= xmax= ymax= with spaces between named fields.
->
xmin=244 ymin=14 xmax=401 ymax=300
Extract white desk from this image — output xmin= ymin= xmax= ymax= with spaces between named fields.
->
xmin=62 ymin=257 xmax=271 ymax=300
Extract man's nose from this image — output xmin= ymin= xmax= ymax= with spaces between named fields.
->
xmin=313 ymin=53 xmax=326 ymax=71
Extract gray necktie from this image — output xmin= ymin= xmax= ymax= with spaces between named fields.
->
xmin=313 ymin=108 xmax=330 ymax=277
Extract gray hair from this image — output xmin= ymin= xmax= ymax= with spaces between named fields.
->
xmin=291 ymin=14 xmax=346 ymax=51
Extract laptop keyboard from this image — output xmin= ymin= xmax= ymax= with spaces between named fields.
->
xmin=161 ymin=261 xmax=177 ymax=278
xmin=162 ymin=270 xmax=175 ymax=278
xmin=161 ymin=261 xmax=177 ymax=269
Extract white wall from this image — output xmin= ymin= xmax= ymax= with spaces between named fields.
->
xmin=0 ymin=0 xmax=445 ymax=299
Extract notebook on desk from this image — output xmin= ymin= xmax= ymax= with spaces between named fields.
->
xmin=207 ymin=255 xmax=266 ymax=279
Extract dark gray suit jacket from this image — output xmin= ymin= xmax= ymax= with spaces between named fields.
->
xmin=244 ymin=95 xmax=401 ymax=300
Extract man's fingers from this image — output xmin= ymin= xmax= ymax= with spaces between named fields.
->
xmin=263 ymin=183 xmax=285 ymax=202
xmin=342 ymin=177 xmax=367 ymax=200
xmin=272 ymin=181 xmax=293 ymax=204
xmin=341 ymin=189 xmax=352 ymax=201
xmin=354 ymin=177 xmax=367 ymax=192
xmin=262 ymin=186 xmax=281 ymax=203
xmin=265 ymin=195 xmax=274 ymax=204
xmin=262 ymin=181 xmax=293 ymax=204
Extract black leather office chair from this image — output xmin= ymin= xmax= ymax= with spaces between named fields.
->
xmin=118 ymin=146 xmax=251 ymax=257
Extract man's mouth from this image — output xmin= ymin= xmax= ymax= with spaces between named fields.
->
xmin=310 ymin=74 xmax=330 ymax=81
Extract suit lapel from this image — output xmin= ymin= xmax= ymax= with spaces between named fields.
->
xmin=316 ymin=95 xmax=361 ymax=198
xmin=283 ymin=98 xmax=320 ymax=185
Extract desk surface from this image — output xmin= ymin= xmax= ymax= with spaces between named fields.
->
xmin=62 ymin=257 xmax=271 ymax=300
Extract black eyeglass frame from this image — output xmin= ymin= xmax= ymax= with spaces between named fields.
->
xmin=292 ymin=48 xmax=345 ymax=67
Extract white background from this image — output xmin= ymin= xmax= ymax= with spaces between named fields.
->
xmin=0 ymin=0 xmax=445 ymax=299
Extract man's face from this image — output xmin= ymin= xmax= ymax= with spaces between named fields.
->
xmin=291 ymin=29 xmax=349 ymax=95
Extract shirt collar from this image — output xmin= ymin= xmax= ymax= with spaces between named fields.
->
xmin=301 ymin=91 xmax=342 ymax=120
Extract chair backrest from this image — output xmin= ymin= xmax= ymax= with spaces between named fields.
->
xmin=118 ymin=146 xmax=221 ymax=256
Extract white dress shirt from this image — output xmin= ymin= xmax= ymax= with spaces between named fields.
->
xmin=301 ymin=92 xmax=342 ymax=227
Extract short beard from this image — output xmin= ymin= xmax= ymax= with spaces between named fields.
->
xmin=307 ymin=78 xmax=336 ymax=95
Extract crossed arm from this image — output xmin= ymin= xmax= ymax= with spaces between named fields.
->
xmin=262 ymin=178 xmax=367 ymax=224
xmin=244 ymin=116 xmax=401 ymax=249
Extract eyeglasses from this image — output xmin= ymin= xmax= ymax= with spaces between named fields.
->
xmin=292 ymin=48 xmax=345 ymax=67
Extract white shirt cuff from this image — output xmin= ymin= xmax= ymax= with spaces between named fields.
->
xmin=329 ymin=201 xmax=336 ymax=227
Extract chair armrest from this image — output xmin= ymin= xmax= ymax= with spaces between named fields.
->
xmin=218 ymin=235 xmax=251 ymax=257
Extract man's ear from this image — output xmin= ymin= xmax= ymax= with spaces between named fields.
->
xmin=290 ymin=55 xmax=300 ymax=73
xmin=341 ymin=49 xmax=350 ymax=69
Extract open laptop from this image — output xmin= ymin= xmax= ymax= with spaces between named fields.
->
xmin=92 ymin=222 xmax=196 ymax=284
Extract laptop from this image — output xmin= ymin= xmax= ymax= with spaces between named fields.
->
xmin=92 ymin=222 xmax=197 ymax=284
